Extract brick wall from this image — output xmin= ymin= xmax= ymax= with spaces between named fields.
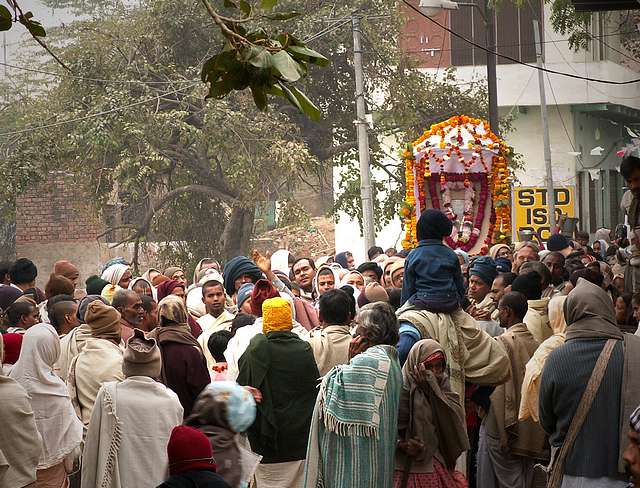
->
xmin=16 ymin=171 xmax=99 ymax=244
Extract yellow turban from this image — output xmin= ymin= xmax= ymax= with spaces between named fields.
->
xmin=262 ymin=297 xmax=293 ymax=334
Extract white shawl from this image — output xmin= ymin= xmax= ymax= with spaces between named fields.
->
xmin=81 ymin=377 xmax=183 ymax=488
xmin=101 ymin=264 xmax=130 ymax=286
xmin=9 ymin=323 xmax=83 ymax=469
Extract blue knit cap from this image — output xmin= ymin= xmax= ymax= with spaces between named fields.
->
xmin=236 ymin=283 xmax=254 ymax=308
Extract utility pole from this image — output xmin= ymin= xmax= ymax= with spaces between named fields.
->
xmin=533 ymin=20 xmax=556 ymax=231
xmin=484 ymin=0 xmax=499 ymax=136
xmin=351 ymin=14 xmax=376 ymax=252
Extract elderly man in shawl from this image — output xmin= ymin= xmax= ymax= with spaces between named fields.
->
xmin=0 ymin=335 xmax=43 ymax=488
xmin=10 ymin=323 xmax=83 ymax=488
xmin=304 ymin=302 xmax=402 ymax=488
xmin=238 ymin=296 xmax=319 ymax=488
xmin=477 ymin=292 xmax=547 ymax=488
xmin=82 ymin=328 xmax=183 ymax=488
xmin=149 ymin=295 xmax=210 ymax=417
xmin=67 ymin=300 xmax=124 ymax=427
xmin=539 ymin=278 xmax=640 ymax=487
xmin=186 ymin=382 xmax=258 ymax=487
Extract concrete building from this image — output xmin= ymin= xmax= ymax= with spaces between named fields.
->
xmin=336 ymin=1 xmax=640 ymax=258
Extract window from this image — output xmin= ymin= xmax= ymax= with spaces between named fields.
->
xmin=450 ymin=0 xmax=542 ymax=66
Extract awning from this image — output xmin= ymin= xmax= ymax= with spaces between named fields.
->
xmin=572 ymin=0 xmax=640 ymax=12
xmin=571 ymin=103 xmax=640 ymax=125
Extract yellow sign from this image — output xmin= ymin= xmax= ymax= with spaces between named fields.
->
xmin=514 ymin=187 xmax=575 ymax=242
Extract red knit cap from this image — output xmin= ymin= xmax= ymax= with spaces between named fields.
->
xmin=167 ymin=426 xmax=217 ymax=476
xmin=2 ymin=333 xmax=23 ymax=364
xmin=250 ymin=279 xmax=280 ymax=317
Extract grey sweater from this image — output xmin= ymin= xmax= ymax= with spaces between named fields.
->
xmin=539 ymin=338 xmax=625 ymax=480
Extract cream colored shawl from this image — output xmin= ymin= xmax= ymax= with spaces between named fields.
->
xmin=9 ymin=323 xmax=82 ymax=469
xmin=398 ymin=308 xmax=510 ymax=400
xmin=307 ymin=324 xmax=352 ymax=376
xmin=67 ymin=337 xmax=124 ymax=426
xmin=519 ymin=296 xmax=567 ymax=422
xmin=55 ymin=323 xmax=93 ymax=382
xmin=0 ymin=335 xmax=43 ymax=487
xmin=523 ymin=297 xmax=551 ymax=344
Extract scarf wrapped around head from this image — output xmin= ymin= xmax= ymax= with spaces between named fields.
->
xmin=101 ymin=257 xmax=128 ymax=274
xmin=164 ymin=266 xmax=184 ymax=281
xmin=85 ymin=301 xmax=121 ymax=343
xmin=100 ymin=284 xmax=122 ymax=304
xmin=185 ymin=382 xmax=257 ymax=488
xmin=150 ymin=296 xmax=202 ymax=351
xmin=101 ymin=263 xmax=130 ymax=286
xmin=250 ymin=279 xmax=280 ymax=317
xmin=400 ymin=339 xmax=469 ymax=469
xmin=9 ymin=323 xmax=83 ymax=469
xmin=469 ymin=256 xmax=498 ymax=287
xmin=565 ymin=278 xmax=623 ymax=341
xmin=270 ymin=250 xmax=291 ymax=274
xmin=262 ymin=297 xmax=293 ymax=334
xmin=156 ymin=279 xmax=185 ymax=302
xmin=193 ymin=259 xmax=222 ymax=285
xmin=223 ymin=256 xmax=263 ymax=296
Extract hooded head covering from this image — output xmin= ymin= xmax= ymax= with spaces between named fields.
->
xmin=9 ymin=323 xmax=83 ymax=469
xmin=44 ymin=273 xmax=75 ymax=300
xmin=270 ymin=250 xmax=292 ymax=274
xmin=565 ymin=278 xmax=623 ymax=341
xmin=595 ymin=228 xmax=611 ymax=244
xmin=164 ymin=267 xmax=184 ymax=281
xmin=128 ymin=277 xmax=153 ymax=295
xmin=142 ymin=268 xmax=162 ymax=283
xmin=236 ymin=283 xmax=254 ymax=309
xmin=0 ymin=285 xmax=22 ymax=312
xmin=313 ymin=265 xmax=340 ymax=297
xmin=594 ymin=239 xmax=609 ymax=259
xmin=262 ymin=297 xmax=293 ymax=334
xmin=469 ymin=256 xmax=498 ymax=286
xmin=489 ymin=244 xmax=511 ymax=260
xmin=389 ymin=260 xmax=406 ymax=284
xmin=158 ymin=295 xmax=189 ymax=326
xmin=548 ymin=295 xmax=568 ymax=335
xmin=185 ymin=382 xmax=256 ymax=487
xmin=250 ymin=279 xmax=280 ymax=317
xmin=1 ymin=333 xmax=23 ymax=364
xmin=101 ymin=263 xmax=130 ymax=287
xmin=156 ymin=279 xmax=185 ymax=302
xmin=85 ymin=301 xmax=121 ymax=343
xmin=77 ymin=295 xmax=107 ymax=323
xmin=167 ymin=425 xmax=217 ymax=476
xmin=122 ymin=328 xmax=162 ymax=378
xmin=416 ymin=209 xmax=453 ymax=241
xmin=315 ymin=256 xmax=331 ymax=268
xmin=222 ymin=256 xmax=263 ymax=296
xmin=334 ymin=251 xmax=354 ymax=270
xmin=400 ymin=339 xmax=469 ymax=469
xmin=53 ymin=260 xmax=79 ymax=281
xmin=193 ymin=259 xmax=222 ymax=285
xmin=86 ymin=275 xmax=109 ymax=296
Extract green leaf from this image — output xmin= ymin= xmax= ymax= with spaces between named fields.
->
xmin=277 ymin=82 xmax=303 ymax=113
xmin=250 ymin=85 xmax=269 ymax=111
xmin=260 ymin=0 xmax=278 ymax=10
xmin=286 ymin=45 xmax=330 ymax=66
xmin=19 ymin=14 xmax=46 ymax=37
xmin=288 ymin=85 xmax=321 ymax=121
xmin=239 ymin=0 xmax=251 ymax=16
xmin=0 ymin=5 xmax=12 ymax=32
xmin=223 ymin=0 xmax=238 ymax=9
xmin=271 ymin=50 xmax=302 ymax=82
xmin=246 ymin=46 xmax=271 ymax=69
xmin=264 ymin=11 xmax=301 ymax=20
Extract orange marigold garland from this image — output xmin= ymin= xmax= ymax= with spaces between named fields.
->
xmin=402 ymin=115 xmax=512 ymax=252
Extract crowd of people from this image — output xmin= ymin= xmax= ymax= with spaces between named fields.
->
xmin=5 ymin=159 xmax=640 ymax=488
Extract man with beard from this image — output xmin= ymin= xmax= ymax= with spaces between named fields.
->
xmin=112 ymin=289 xmax=144 ymax=343
xmin=292 ymin=257 xmax=316 ymax=302
xmin=542 ymin=251 xmax=568 ymax=297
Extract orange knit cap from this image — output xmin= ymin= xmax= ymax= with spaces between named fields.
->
xmin=262 ymin=297 xmax=293 ymax=334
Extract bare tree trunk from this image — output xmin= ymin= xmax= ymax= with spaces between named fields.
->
xmin=220 ymin=205 xmax=254 ymax=259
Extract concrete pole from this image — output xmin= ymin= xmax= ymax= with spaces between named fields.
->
xmin=533 ymin=20 xmax=556 ymax=231
xmin=352 ymin=14 xmax=376 ymax=253
xmin=484 ymin=0 xmax=499 ymax=136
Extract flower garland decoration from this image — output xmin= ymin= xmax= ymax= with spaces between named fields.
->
xmin=402 ymin=115 xmax=511 ymax=252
